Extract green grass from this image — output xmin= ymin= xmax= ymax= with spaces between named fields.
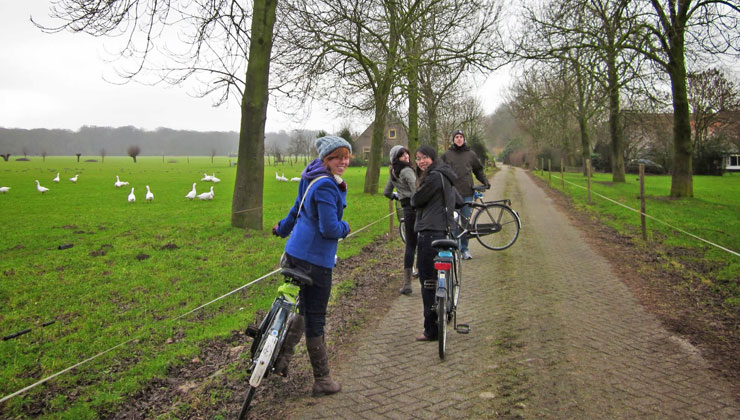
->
xmin=534 ymin=169 xmax=740 ymax=305
xmin=0 ymin=156 xmax=391 ymax=418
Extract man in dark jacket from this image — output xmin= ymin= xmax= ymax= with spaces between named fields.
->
xmin=441 ymin=129 xmax=489 ymax=260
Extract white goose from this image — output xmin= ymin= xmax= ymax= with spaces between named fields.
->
xmin=127 ymin=187 xmax=136 ymax=203
xmin=290 ymin=176 xmax=301 ymax=182
xmin=35 ymin=180 xmax=49 ymax=194
xmin=69 ymin=174 xmax=78 ymax=183
xmin=0 ymin=186 xmax=10 ymax=194
xmin=145 ymin=185 xmax=154 ymax=203
xmin=210 ymin=173 xmax=221 ymax=183
xmin=185 ymin=183 xmax=197 ymax=200
xmin=197 ymin=186 xmax=214 ymax=200
xmin=52 ymin=173 xmax=60 ymax=183
xmin=276 ymin=172 xmax=288 ymax=182
xmin=114 ymin=175 xmax=129 ymax=188
xmin=201 ymin=173 xmax=213 ymax=182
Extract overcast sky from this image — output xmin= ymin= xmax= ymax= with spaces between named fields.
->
xmin=1 ymin=1 xmax=509 ymax=134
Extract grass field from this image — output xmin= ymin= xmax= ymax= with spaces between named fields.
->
xmin=533 ymin=169 xmax=740 ymax=306
xmin=0 ymin=156 xmax=392 ymax=419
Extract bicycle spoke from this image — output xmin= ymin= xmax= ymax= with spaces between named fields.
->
xmin=473 ymin=204 xmax=520 ymax=250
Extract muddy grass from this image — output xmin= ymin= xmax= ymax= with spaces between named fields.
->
xmin=529 ymin=172 xmax=740 ymax=400
xmin=102 ymin=236 xmax=403 ymax=420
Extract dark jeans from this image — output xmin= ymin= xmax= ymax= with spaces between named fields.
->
xmin=284 ymin=253 xmax=333 ymax=338
xmin=458 ymin=196 xmax=474 ymax=252
xmin=416 ymin=230 xmax=446 ymax=339
xmin=402 ymin=205 xmax=417 ymax=269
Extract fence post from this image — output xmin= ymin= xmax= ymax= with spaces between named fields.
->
xmin=548 ymin=159 xmax=552 ymax=185
xmin=560 ymin=158 xmax=565 ymax=189
xmin=541 ymin=158 xmax=544 ymax=175
xmin=389 ymin=200 xmax=394 ymax=239
xmin=640 ymin=164 xmax=647 ymax=241
xmin=586 ymin=159 xmax=592 ymax=204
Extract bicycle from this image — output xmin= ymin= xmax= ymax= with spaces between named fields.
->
xmin=455 ymin=185 xmax=521 ymax=251
xmin=431 ymin=237 xmax=468 ymax=360
xmin=238 ymin=266 xmax=313 ymax=419
xmin=394 ymin=197 xmax=407 ymax=243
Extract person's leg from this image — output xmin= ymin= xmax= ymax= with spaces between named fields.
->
xmin=460 ymin=196 xmax=474 ymax=259
xmin=399 ymin=207 xmax=416 ymax=294
xmin=415 ymin=231 xmax=440 ymax=340
xmin=293 ymin=257 xmax=341 ymax=395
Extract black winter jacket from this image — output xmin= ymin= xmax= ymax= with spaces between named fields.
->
xmin=440 ymin=143 xmax=488 ymax=197
xmin=411 ymin=161 xmax=460 ymax=233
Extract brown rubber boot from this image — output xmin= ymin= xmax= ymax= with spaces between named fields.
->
xmin=273 ymin=314 xmax=304 ymax=377
xmin=399 ymin=268 xmax=412 ymax=295
xmin=306 ymin=335 xmax=341 ymax=396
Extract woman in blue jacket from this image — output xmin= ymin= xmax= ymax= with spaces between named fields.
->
xmin=272 ymin=136 xmax=351 ymax=396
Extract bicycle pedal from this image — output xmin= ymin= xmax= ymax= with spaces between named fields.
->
xmin=245 ymin=325 xmax=259 ymax=338
xmin=455 ymin=324 xmax=470 ymax=334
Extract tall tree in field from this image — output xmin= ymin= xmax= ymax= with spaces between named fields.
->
xmin=634 ymin=0 xmax=740 ymax=197
xmin=37 ymin=0 xmax=279 ymax=229
xmin=688 ymin=68 xmax=740 ymax=157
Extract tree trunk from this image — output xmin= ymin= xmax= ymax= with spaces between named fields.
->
xmin=607 ymin=50 xmax=625 ymax=182
xmin=231 ymin=0 xmax=277 ymax=229
xmin=364 ymin=92 xmax=389 ymax=194
xmin=579 ymin=114 xmax=590 ymax=176
xmin=406 ymin=37 xmax=420 ymax=155
xmin=668 ymin=31 xmax=693 ymax=197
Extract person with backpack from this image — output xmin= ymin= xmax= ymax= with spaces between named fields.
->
xmin=383 ymin=145 xmax=417 ymax=294
xmin=410 ymin=145 xmax=461 ymax=341
xmin=271 ymin=136 xmax=352 ymax=395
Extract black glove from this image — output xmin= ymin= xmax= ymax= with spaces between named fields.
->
xmin=485 ymin=183 xmax=491 ymax=190
xmin=272 ymin=225 xmax=279 ymax=236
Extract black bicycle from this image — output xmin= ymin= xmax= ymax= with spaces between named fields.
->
xmin=455 ymin=185 xmax=521 ymax=251
xmin=238 ymin=267 xmax=312 ymax=419
xmin=431 ymin=237 xmax=468 ymax=360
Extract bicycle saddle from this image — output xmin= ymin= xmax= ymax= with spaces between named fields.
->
xmin=281 ymin=267 xmax=313 ymax=286
xmin=431 ymin=238 xmax=458 ymax=250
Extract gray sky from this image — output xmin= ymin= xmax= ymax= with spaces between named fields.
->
xmin=1 ymin=1 xmax=508 ymax=134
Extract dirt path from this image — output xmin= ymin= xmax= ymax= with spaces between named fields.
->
xmin=280 ymin=165 xmax=740 ymax=419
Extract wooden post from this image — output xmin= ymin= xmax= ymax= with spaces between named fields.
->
xmin=548 ymin=159 xmax=552 ymax=185
xmin=560 ymin=158 xmax=565 ymax=189
xmin=586 ymin=159 xmax=592 ymax=204
xmin=640 ymin=164 xmax=647 ymax=241
xmin=389 ymin=199 xmax=394 ymax=239
xmin=541 ymin=158 xmax=544 ymax=175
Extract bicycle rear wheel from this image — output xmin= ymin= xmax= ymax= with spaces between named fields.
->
xmin=437 ymin=294 xmax=447 ymax=360
xmin=399 ymin=220 xmax=406 ymax=243
xmin=452 ymin=253 xmax=461 ymax=308
xmin=237 ymin=386 xmax=257 ymax=420
xmin=473 ymin=204 xmax=520 ymax=250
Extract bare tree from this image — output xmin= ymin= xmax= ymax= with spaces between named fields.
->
xmin=75 ymin=153 xmax=81 ymax=162
xmin=211 ymin=148 xmax=217 ymax=164
xmin=1 ymin=154 xmax=10 ymax=162
xmin=127 ymin=145 xmax=141 ymax=163
xmin=39 ymin=0 xmax=279 ymax=230
xmin=42 ymin=151 xmax=48 ymax=162
xmin=100 ymin=148 xmax=106 ymax=163
xmin=634 ymin=0 xmax=740 ymax=196
xmin=688 ymin=68 xmax=740 ymax=156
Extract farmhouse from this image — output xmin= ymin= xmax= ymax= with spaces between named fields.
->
xmin=353 ymin=115 xmax=408 ymax=162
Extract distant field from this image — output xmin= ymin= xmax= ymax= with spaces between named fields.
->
xmin=0 ymin=156 xmax=390 ymax=419
xmin=533 ymin=170 xmax=740 ymax=305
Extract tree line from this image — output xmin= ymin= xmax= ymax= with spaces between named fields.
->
xmin=0 ymin=126 xmax=312 ymax=158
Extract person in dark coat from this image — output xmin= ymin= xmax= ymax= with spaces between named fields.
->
xmin=411 ymin=145 xmax=459 ymax=341
xmin=440 ymin=129 xmax=489 ymax=260
xmin=272 ymin=135 xmax=351 ymax=395
xmin=383 ymin=145 xmax=417 ymax=294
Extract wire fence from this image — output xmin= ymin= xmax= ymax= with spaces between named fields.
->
xmin=542 ymin=170 xmax=739 ymax=258
xmin=0 ymin=211 xmax=395 ymax=404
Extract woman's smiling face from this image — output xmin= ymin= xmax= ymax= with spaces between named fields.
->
xmin=416 ymin=153 xmax=432 ymax=171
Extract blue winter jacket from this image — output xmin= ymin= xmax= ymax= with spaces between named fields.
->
xmin=275 ymin=159 xmax=350 ymax=268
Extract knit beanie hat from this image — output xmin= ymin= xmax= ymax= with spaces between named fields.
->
xmin=452 ymin=129 xmax=465 ymax=141
xmin=316 ymin=135 xmax=353 ymax=160
xmin=389 ymin=144 xmax=405 ymax=162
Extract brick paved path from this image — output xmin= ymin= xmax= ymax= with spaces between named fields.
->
xmin=285 ymin=166 xmax=740 ymax=419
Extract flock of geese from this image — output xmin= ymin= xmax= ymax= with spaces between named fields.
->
xmin=0 ymin=170 xmax=299 ymax=200
xmin=0 ymin=171 xmax=224 ymax=203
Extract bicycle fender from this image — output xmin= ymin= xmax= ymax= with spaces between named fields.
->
xmin=250 ymin=334 xmax=278 ymax=387
xmin=436 ymin=271 xmax=447 ymax=298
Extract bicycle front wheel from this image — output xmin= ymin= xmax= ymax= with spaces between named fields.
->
xmin=473 ymin=204 xmax=520 ymax=250
xmin=437 ymin=294 xmax=447 ymax=360
xmin=237 ymin=386 xmax=257 ymax=420
xmin=399 ymin=220 xmax=406 ymax=244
